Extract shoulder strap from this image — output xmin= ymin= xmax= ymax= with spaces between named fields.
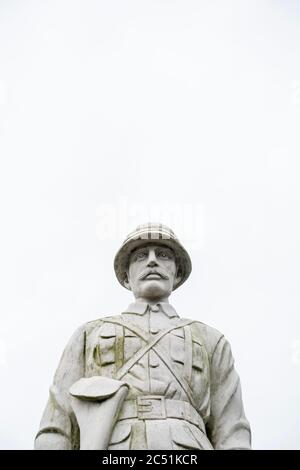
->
xmin=102 ymin=317 xmax=149 ymax=342
xmin=102 ymin=318 xmax=195 ymax=379
xmin=102 ymin=317 xmax=198 ymax=408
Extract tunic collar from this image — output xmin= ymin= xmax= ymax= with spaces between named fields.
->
xmin=123 ymin=301 xmax=179 ymax=318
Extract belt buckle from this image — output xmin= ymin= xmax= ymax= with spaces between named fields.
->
xmin=137 ymin=395 xmax=166 ymax=420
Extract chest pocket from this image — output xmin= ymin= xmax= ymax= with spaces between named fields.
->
xmin=93 ymin=322 xmax=127 ymax=375
xmin=93 ymin=323 xmax=117 ymax=368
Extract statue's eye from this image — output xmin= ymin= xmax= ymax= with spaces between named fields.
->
xmin=158 ymin=250 xmax=169 ymax=258
xmin=135 ymin=251 xmax=147 ymax=260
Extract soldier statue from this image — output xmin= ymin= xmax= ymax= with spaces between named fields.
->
xmin=35 ymin=223 xmax=251 ymax=450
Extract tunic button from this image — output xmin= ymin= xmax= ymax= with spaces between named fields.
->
xmin=150 ymin=305 xmax=159 ymax=312
xmin=150 ymin=327 xmax=159 ymax=334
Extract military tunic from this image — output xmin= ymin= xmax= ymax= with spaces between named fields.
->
xmin=35 ymin=302 xmax=251 ymax=450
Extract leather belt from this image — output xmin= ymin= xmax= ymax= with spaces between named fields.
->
xmin=118 ymin=396 xmax=205 ymax=433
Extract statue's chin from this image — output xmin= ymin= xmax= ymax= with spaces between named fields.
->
xmin=139 ymin=280 xmax=170 ymax=301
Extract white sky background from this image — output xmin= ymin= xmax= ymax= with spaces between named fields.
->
xmin=0 ymin=0 xmax=300 ymax=449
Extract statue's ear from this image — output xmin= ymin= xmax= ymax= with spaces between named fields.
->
xmin=174 ymin=266 xmax=182 ymax=289
xmin=123 ymin=272 xmax=131 ymax=290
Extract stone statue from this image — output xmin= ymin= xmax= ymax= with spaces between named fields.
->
xmin=35 ymin=223 xmax=251 ymax=450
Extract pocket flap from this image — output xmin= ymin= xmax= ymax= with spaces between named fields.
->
xmin=124 ymin=330 xmax=137 ymax=338
xmin=170 ymin=424 xmax=200 ymax=449
xmin=69 ymin=376 xmax=128 ymax=400
xmin=171 ymin=328 xmax=184 ymax=338
xmin=99 ymin=323 xmax=116 ymax=338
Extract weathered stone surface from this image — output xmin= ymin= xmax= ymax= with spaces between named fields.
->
xmin=35 ymin=223 xmax=251 ymax=450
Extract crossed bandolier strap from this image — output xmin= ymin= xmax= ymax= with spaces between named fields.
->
xmin=101 ymin=317 xmax=199 ymax=411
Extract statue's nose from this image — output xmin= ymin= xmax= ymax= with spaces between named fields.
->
xmin=147 ymin=250 xmax=158 ymax=267
xmin=147 ymin=259 xmax=158 ymax=267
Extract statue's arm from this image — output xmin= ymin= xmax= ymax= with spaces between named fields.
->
xmin=34 ymin=324 xmax=86 ymax=450
xmin=205 ymin=335 xmax=251 ymax=450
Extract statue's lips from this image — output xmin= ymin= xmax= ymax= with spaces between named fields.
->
xmin=143 ymin=273 xmax=163 ymax=280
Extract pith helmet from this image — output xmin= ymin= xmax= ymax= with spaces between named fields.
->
xmin=114 ymin=222 xmax=192 ymax=291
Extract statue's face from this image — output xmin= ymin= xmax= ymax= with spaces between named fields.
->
xmin=124 ymin=243 xmax=182 ymax=302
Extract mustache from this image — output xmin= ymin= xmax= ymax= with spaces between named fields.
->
xmin=138 ymin=269 xmax=169 ymax=280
